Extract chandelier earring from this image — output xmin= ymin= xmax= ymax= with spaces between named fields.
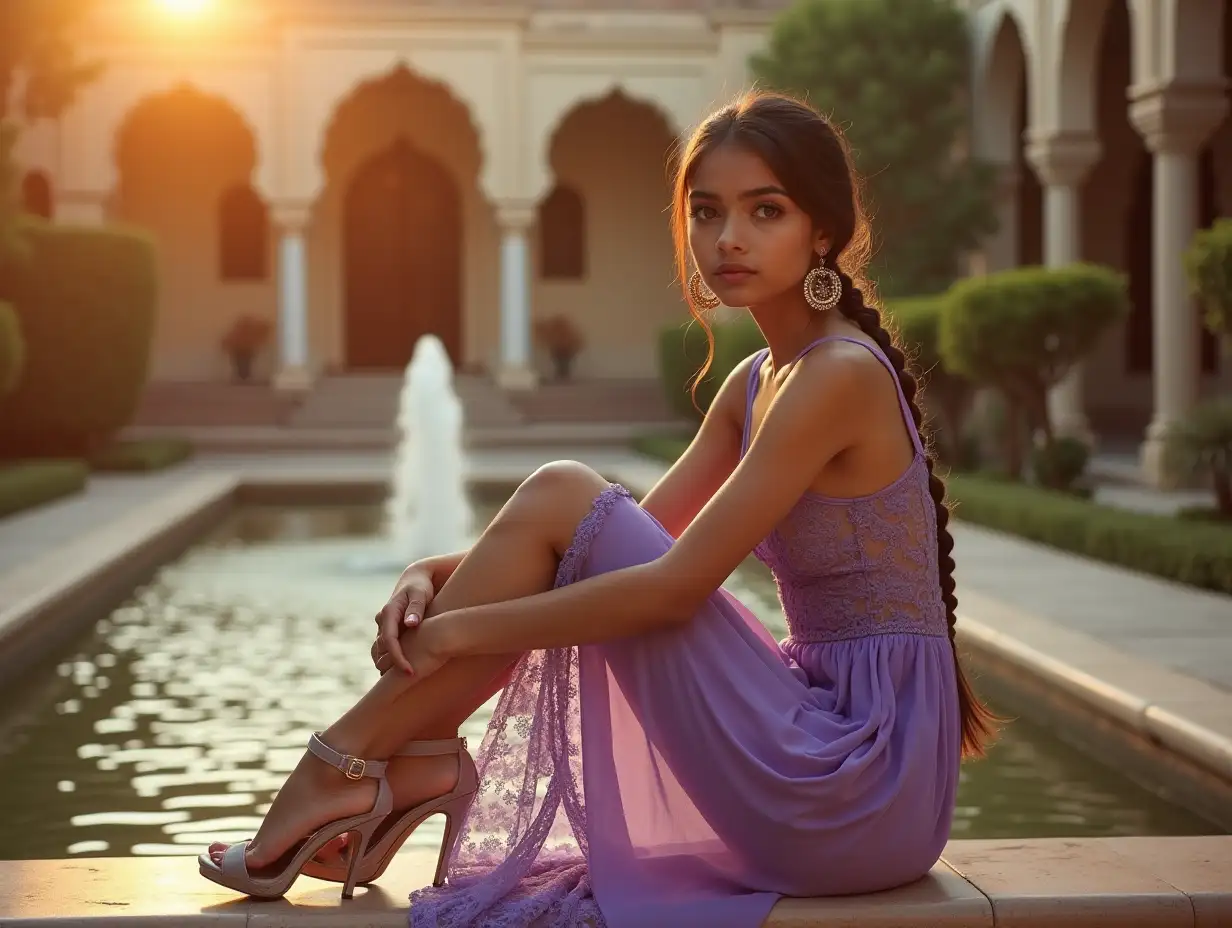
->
xmin=803 ymin=247 xmax=843 ymax=312
xmin=688 ymin=270 xmax=721 ymax=310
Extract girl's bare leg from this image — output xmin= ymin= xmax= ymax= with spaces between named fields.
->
xmin=209 ymin=462 xmax=611 ymax=869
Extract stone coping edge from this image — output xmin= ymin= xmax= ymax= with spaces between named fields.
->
xmin=956 ymin=611 xmax=1232 ymax=784
xmin=1 ymin=836 xmax=1228 ymax=926
xmin=0 ymin=474 xmax=240 ymax=689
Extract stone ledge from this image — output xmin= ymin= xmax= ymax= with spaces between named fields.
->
xmin=956 ymin=590 xmax=1232 ymax=785
xmin=0 ymin=837 xmax=1227 ymax=926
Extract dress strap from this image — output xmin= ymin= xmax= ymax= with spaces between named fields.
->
xmin=740 ymin=348 xmax=770 ymax=456
xmin=791 ymin=335 xmax=925 ymax=457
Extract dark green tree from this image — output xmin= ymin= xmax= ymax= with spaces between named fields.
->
xmin=0 ymin=0 xmax=100 ymax=122
xmin=751 ymin=0 xmax=997 ymax=298
xmin=0 ymin=1 xmax=99 ymax=261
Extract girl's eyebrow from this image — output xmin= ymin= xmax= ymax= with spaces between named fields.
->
xmin=688 ymin=185 xmax=790 ymax=201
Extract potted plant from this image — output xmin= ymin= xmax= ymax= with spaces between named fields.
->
xmin=534 ymin=314 xmax=585 ymax=382
xmin=221 ymin=314 xmax=272 ymax=383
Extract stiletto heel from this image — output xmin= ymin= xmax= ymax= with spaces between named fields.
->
xmin=432 ymin=789 xmax=473 ymax=887
xmin=198 ymin=732 xmax=394 ymax=900
xmin=301 ymin=735 xmax=477 ymax=888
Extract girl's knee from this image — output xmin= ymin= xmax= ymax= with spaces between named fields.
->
xmin=501 ymin=460 xmax=610 ymax=547
xmin=522 ymin=460 xmax=609 ymax=505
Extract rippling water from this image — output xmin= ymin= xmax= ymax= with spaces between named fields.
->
xmin=0 ymin=504 xmax=1217 ymax=860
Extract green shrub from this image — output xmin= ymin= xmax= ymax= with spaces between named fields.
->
xmin=1185 ymin=218 xmax=1232 ymax=344
xmin=1164 ymin=398 xmax=1232 ymax=518
xmin=0 ymin=459 xmax=88 ymax=519
xmin=1031 ymin=436 xmax=1090 ymax=493
xmin=90 ymin=437 xmax=194 ymax=472
xmin=0 ymin=218 xmax=157 ymax=457
xmin=658 ymin=314 xmax=766 ymax=419
xmin=888 ymin=295 xmax=973 ymax=467
xmin=947 ymin=474 xmax=1232 ymax=595
xmin=0 ymin=300 xmax=23 ymax=396
xmin=942 ymin=264 xmax=1129 ymax=475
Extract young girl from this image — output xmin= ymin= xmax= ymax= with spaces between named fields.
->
xmin=200 ymin=90 xmax=995 ymax=928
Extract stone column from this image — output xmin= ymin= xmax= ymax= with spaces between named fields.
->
xmin=495 ymin=201 xmax=537 ymax=390
xmin=977 ymin=162 xmax=1022 ymax=275
xmin=1024 ymin=131 xmax=1102 ymax=445
xmin=1129 ymin=84 xmax=1228 ymax=485
xmin=272 ymin=202 xmax=313 ymax=392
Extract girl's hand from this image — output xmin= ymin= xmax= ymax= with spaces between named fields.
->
xmin=398 ymin=616 xmax=450 ymax=682
xmin=372 ymin=565 xmax=436 ymax=675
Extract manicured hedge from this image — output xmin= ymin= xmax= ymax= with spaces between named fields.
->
xmin=0 ymin=460 xmax=88 ymax=519
xmin=946 ymin=474 xmax=1232 ymax=596
xmin=0 ymin=219 xmax=157 ymax=457
xmin=90 ymin=437 xmax=194 ymax=472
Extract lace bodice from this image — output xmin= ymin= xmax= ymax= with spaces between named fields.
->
xmin=741 ymin=339 xmax=949 ymax=644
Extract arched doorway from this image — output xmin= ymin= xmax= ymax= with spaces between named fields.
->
xmin=114 ymin=84 xmax=265 ymax=381
xmin=342 ymin=137 xmax=461 ymax=369
xmin=975 ymin=12 xmax=1039 ymax=272
xmin=539 ymin=90 xmax=677 ymax=378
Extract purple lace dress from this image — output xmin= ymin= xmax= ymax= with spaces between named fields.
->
xmin=410 ymin=336 xmax=961 ymax=928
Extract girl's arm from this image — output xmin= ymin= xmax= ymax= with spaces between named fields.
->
xmin=429 ymin=346 xmax=881 ymax=659
xmin=637 ymin=355 xmax=754 ymax=538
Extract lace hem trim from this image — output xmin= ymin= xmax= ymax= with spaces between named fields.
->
xmin=553 ymin=483 xmax=632 ymax=588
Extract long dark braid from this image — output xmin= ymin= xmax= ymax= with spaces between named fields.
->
xmin=832 ymin=263 xmax=997 ymax=757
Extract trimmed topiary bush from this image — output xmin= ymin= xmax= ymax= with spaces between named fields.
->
xmin=0 ymin=300 xmax=23 ymax=396
xmin=941 ymin=263 xmax=1129 ymax=476
xmin=1164 ymin=398 xmax=1232 ymax=519
xmin=1185 ymin=218 xmax=1232 ymax=346
xmin=887 ymin=295 xmax=974 ymax=468
xmin=0 ymin=219 xmax=157 ymax=457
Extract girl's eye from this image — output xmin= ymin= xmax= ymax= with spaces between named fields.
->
xmin=689 ymin=205 xmax=718 ymax=220
xmin=753 ymin=203 xmax=782 ymax=219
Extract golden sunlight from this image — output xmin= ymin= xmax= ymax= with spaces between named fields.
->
xmin=156 ymin=0 xmax=211 ymax=16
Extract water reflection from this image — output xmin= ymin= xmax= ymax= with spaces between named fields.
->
xmin=0 ymin=504 xmax=1217 ymax=860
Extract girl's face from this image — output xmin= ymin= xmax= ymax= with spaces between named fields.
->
xmin=686 ymin=143 xmax=826 ymax=310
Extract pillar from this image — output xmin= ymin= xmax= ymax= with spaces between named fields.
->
xmin=977 ymin=162 xmax=1022 ymax=275
xmin=495 ymin=200 xmax=537 ymax=390
xmin=1129 ymin=84 xmax=1228 ymax=486
xmin=271 ymin=201 xmax=313 ymax=393
xmin=1024 ymin=131 xmax=1102 ymax=444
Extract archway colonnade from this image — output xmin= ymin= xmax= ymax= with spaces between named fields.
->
xmin=970 ymin=0 xmax=1231 ymax=484
xmin=12 ymin=7 xmax=764 ymax=388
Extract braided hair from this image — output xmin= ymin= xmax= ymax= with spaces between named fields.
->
xmin=671 ymin=91 xmax=996 ymax=757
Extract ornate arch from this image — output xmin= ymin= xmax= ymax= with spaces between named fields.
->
xmin=972 ymin=6 xmax=1032 ymax=162
xmin=528 ymin=77 xmax=690 ymax=203
xmin=99 ymin=75 xmax=270 ymax=199
xmin=303 ymin=54 xmax=493 ymax=204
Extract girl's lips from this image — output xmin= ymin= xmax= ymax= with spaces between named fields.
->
xmin=715 ymin=270 xmax=755 ymax=283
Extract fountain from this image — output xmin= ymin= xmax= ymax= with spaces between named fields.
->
xmin=384 ymin=334 xmax=473 ymax=563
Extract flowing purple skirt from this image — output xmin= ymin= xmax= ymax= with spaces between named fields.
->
xmin=410 ymin=485 xmax=960 ymax=928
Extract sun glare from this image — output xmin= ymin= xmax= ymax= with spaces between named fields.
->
xmin=157 ymin=0 xmax=211 ymax=16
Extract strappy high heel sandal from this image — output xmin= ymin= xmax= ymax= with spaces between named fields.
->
xmin=197 ymin=732 xmax=394 ymax=900
xmin=300 ymin=736 xmax=477 ymax=889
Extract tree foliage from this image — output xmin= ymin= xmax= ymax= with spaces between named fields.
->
xmin=751 ymin=0 xmax=997 ymax=297
xmin=0 ymin=0 xmax=100 ymax=122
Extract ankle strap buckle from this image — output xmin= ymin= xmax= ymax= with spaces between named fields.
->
xmin=342 ymin=756 xmax=367 ymax=780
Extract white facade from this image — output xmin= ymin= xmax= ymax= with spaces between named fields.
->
xmin=965 ymin=0 xmax=1231 ymax=483
xmin=13 ymin=0 xmax=780 ymax=390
